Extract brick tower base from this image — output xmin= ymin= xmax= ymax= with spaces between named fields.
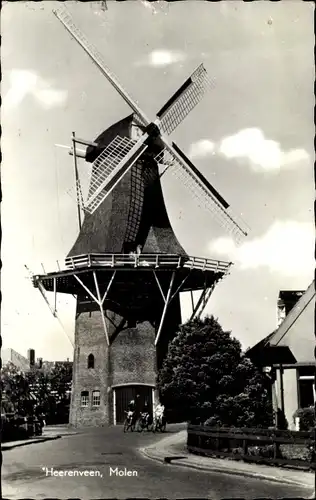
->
xmin=69 ymin=301 xmax=157 ymax=427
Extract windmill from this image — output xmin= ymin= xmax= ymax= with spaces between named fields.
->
xmin=53 ymin=7 xmax=248 ymax=243
xmin=32 ymin=7 xmax=249 ymax=426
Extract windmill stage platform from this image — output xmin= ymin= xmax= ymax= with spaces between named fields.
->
xmin=33 ymin=252 xmax=231 ymax=347
xmin=34 ymin=253 xmax=230 ymax=294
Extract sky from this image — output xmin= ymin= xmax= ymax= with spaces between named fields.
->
xmin=1 ymin=1 xmax=314 ymax=361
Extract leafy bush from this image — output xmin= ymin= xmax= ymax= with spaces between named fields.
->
xmin=293 ymin=406 xmax=315 ymax=431
xmin=158 ymin=316 xmax=273 ymax=428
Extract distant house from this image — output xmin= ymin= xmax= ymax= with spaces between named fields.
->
xmin=1 ymin=348 xmax=72 ymax=373
xmin=247 ymin=281 xmax=315 ymax=430
xmin=1 ymin=348 xmax=31 ymax=372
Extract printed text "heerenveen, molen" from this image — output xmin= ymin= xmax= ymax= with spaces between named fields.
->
xmin=42 ymin=467 xmax=102 ymax=477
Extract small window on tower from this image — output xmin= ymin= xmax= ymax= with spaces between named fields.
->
xmin=87 ymin=354 xmax=95 ymax=369
xmin=92 ymin=390 xmax=101 ymax=406
xmin=81 ymin=391 xmax=89 ymax=407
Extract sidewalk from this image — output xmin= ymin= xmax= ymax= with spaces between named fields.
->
xmin=42 ymin=425 xmax=79 ymax=436
xmin=140 ymin=430 xmax=315 ymax=491
xmin=1 ymin=425 xmax=78 ymax=451
xmin=1 ymin=434 xmax=61 ymax=451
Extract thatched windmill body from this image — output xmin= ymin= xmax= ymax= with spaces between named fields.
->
xmin=33 ymin=9 xmax=248 ymax=426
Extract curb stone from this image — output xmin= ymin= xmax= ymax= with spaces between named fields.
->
xmin=2 ymin=435 xmax=62 ymax=451
xmin=138 ymin=431 xmax=314 ymax=490
xmin=139 ymin=446 xmax=311 ymax=488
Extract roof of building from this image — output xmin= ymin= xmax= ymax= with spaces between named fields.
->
xmin=1 ymin=348 xmax=30 ymax=369
xmin=269 ymin=280 xmax=315 ymax=347
xmin=247 ymin=280 xmax=315 ymax=366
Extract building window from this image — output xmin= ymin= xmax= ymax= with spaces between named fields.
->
xmin=298 ymin=367 xmax=315 ymax=408
xmin=87 ymin=354 xmax=95 ymax=369
xmin=92 ymin=390 xmax=101 ymax=406
xmin=81 ymin=391 xmax=89 ymax=407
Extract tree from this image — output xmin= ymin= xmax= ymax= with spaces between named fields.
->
xmin=1 ymin=362 xmax=34 ymax=416
xmin=25 ymin=369 xmax=54 ymax=418
xmin=49 ymin=362 xmax=72 ymax=402
xmin=1 ymin=360 xmax=73 ymax=424
xmin=157 ymin=316 xmax=273 ymax=427
xmin=49 ymin=362 xmax=72 ymax=423
xmin=26 ymin=362 xmax=72 ymax=423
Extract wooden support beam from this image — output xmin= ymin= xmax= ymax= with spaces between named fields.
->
xmin=93 ymin=272 xmax=110 ymax=346
xmin=190 ymin=290 xmax=195 ymax=312
xmin=155 ymin=271 xmax=176 ymax=347
xmin=195 ymin=286 xmax=214 ymax=320
xmin=189 ymin=287 xmax=208 ymax=322
xmin=53 ymin=277 xmax=57 ymax=315
xmin=109 ymin=317 xmax=127 ymax=345
xmin=101 ymin=271 xmax=116 ymax=305
xmin=37 ymin=280 xmax=74 ymax=348
xmin=169 ymin=272 xmax=191 ymax=303
xmin=72 ymin=131 xmax=82 ymax=231
xmin=153 ymin=271 xmax=166 ymax=301
xmin=72 ymin=137 xmax=99 ymax=147
xmin=73 ymin=274 xmax=99 ymax=303
xmin=38 ymin=281 xmax=57 ymax=318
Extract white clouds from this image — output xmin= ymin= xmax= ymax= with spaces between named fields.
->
xmin=150 ymin=49 xmax=186 ymax=66
xmin=4 ymin=69 xmax=68 ymax=110
xmin=188 ymin=128 xmax=309 ymax=172
xmin=4 ymin=70 xmax=38 ymax=107
xmin=209 ymin=221 xmax=314 ymax=277
xmin=137 ymin=49 xmax=186 ymax=67
xmin=35 ymin=89 xmax=68 ymax=109
xmin=219 ymin=128 xmax=309 ymax=171
xmin=188 ymin=140 xmax=215 ymax=159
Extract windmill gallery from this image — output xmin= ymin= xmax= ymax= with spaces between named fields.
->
xmin=32 ymin=8 xmax=249 ymax=427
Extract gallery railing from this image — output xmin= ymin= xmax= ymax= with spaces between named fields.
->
xmin=65 ymin=253 xmax=231 ymax=274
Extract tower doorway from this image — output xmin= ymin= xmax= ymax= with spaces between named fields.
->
xmin=113 ymin=385 xmax=154 ymax=424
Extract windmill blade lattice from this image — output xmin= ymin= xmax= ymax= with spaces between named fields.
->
xmin=85 ymin=135 xmax=148 ymax=214
xmin=157 ymin=64 xmax=213 ymax=136
xmin=155 ymin=146 xmax=248 ymax=243
xmin=53 ymin=7 xmax=149 ymax=127
xmin=88 ymin=136 xmax=137 ymax=199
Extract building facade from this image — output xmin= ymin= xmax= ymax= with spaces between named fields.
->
xmin=248 ymin=281 xmax=315 ymax=430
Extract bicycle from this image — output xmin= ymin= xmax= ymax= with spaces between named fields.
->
xmin=154 ymin=414 xmax=166 ymax=432
xmin=136 ymin=412 xmax=153 ymax=432
xmin=123 ymin=410 xmax=136 ymax=432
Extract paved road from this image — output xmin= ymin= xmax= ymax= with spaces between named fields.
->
xmin=1 ymin=425 xmax=312 ymax=499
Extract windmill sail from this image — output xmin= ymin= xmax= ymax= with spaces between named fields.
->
xmin=155 ymin=144 xmax=248 ymax=242
xmin=157 ymin=64 xmax=213 ymax=136
xmin=85 ymin=135 xmax=148 ymax=214
xmin=53 ymin=7 xmax=149 ymax=127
